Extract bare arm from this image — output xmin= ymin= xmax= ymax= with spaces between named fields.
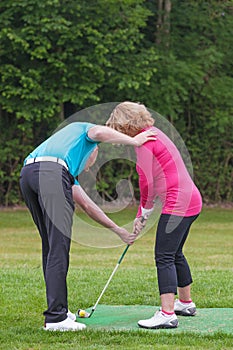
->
xmin=72 ymin=185 xmax=138 ymax=245
xmin=88 ymin=125 xmax=156 ymax=146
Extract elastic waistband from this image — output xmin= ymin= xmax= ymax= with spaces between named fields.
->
xmin=25 ymin=156 xmax=68 ymax=171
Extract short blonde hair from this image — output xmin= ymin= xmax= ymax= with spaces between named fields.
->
xmin=106 ymin=101 xmax=154 ymax=137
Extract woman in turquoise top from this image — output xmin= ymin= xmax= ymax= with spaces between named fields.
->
xmin=20 ymin=122 xmax=156 ymax=332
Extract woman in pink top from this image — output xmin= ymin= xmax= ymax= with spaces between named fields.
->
xmin=107 ymin=101 xmax=202 ymax=330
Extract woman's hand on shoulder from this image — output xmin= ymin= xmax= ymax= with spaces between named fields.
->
xmin=133 ymin=129 xmax=157 ymax=146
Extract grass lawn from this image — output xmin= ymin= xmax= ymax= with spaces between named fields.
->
xmin=0 ymin=207 xmax=233 ymax=349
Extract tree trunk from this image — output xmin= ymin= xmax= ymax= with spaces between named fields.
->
xmin=156 ymin=0 xmax=172 ymax=48
xmin=156 ymin=0 xmax=163 ymax=45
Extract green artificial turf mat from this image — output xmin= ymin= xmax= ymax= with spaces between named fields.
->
xmin=76 ymin=305 xmax=233 ymax=334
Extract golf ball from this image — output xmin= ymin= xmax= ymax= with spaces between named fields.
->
xmin=78 ymin=309 xmax=86 ymax=318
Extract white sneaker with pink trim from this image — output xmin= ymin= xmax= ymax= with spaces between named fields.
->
xmin=174 ymin=299 xmax=197 ymax=316
xmin=138 ymin=310 xmax=178 ymax=329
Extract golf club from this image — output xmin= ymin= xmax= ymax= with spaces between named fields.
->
xmin=77 ymin=216 xmax=145 ymax=319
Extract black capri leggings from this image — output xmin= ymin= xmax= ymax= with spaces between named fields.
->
xmin=155 ymin=213 xmax=199 ymax=295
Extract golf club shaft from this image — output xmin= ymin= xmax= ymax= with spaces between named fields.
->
xmin=91 ymin=244 xmax=130 ymax=314
xmin=89 ymin=217 xmax=145 ymax=317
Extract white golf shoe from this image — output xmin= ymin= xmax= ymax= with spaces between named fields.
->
xmin=44 ymin=317 xmax=86 ymax=331
xmin=174 ymin=299 xmax=197 ymax=316
xmin=138 ymin=310 xmax=178 ymax=329
xmin=67 ymin=310 xmax=76 ymax=321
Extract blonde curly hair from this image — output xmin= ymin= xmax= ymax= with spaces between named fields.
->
xmin=106 ymin=101 xmax=154 ymax=137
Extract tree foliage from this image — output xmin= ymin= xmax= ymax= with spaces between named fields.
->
xmin=0 ymin=0 xmax=232 ymax=205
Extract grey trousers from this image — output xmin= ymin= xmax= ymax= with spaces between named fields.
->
xmin=20 ymin=161 xmax=75 ymax=323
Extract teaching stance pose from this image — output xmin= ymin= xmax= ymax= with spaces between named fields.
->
xmin=107 ymin=101 xmax=202 ymax=330
xmin=19 ymin=121 xmax=156 ymax=331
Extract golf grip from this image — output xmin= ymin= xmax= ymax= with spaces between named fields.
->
xmin=90 ymin=216 xmax=145 ymax=315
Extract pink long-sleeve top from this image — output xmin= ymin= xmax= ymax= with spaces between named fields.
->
xmin=135 ymin=127 xmax=202 ymax=218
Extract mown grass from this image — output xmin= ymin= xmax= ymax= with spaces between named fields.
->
xmin=0 ymin=207 xmax=233 ymax=349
